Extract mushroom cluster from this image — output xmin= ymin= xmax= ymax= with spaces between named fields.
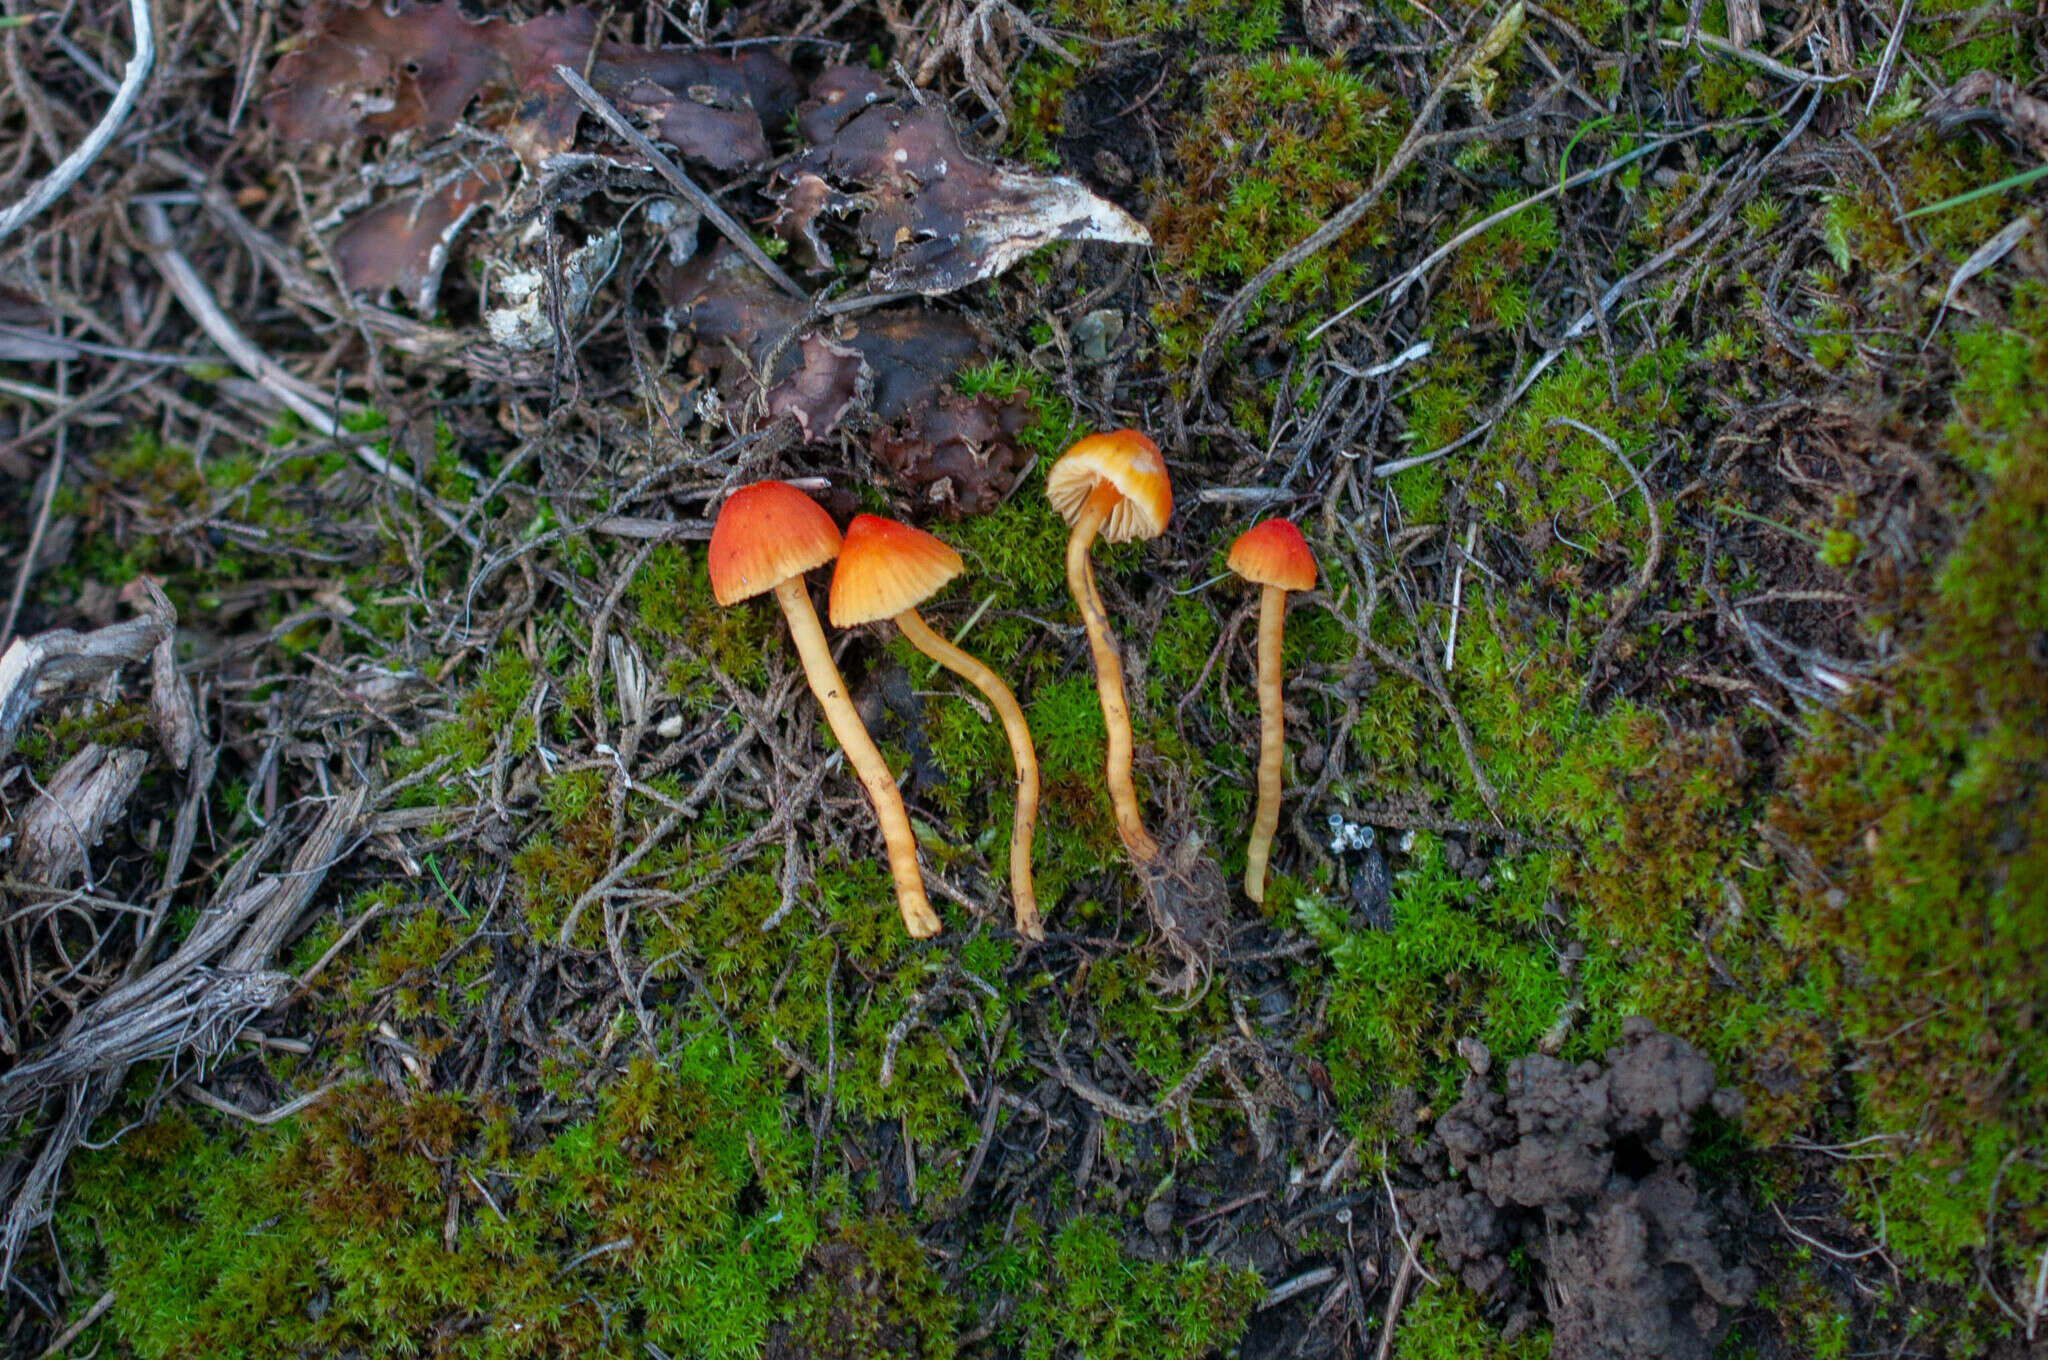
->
xmin=706 ymin=438 xmax=1318 ymax=941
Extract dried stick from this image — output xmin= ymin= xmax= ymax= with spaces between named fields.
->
xmin=133 ymin=203 xmax=480 ymax=551
xmin=0 ymin=406 xmax=63 ymax=650
xmin=1181 ymin=20 xmax=1489 ymax=419
xmin=553 ymin=63 xmax=807 ymax=301
xmin=33 ymin=1287 xmax=116 ymax=1360
xmin=0 ymin=0 xmax=154 ymax=245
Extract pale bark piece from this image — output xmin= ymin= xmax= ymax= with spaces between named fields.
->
xmin=11 ymin=743 xmax=148 ymax=887
xmin=771 ymin=89 xmax=1151 ymax=296
xmin=0 ymin=607 xmax=170 ymax=758
xmin=148 ymin=631 xmax=198 ymax=771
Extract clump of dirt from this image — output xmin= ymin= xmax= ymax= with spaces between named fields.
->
xmin=763 ymin=1220 xmax=954 ymax=1360
xmin=1403 ymin=1018 xmax=1754 ymax=1360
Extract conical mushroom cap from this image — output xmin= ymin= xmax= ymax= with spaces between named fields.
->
xmin=708 ymin=480 xmax=843 ymax=605
xmin=1045 ymin=429 xmax=1172 ymax=543
xmin=829 ymin=515 xmax=965 ymax=626
xmin=1227 ymin=519 xmax=1316 ymax=592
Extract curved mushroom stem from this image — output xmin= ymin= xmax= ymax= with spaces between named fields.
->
xmin=1067 ymin=479 xmax=1160 ymax=863
xmin=1245 ymin=582 xmax=1289 ymax=902
xmin=773 ymin=576 xmax=940 ymax=938
xmin=895 ymin=608 xmax=1043 ymax=941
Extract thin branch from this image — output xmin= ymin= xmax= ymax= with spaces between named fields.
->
xmin=1308 ymin=129 xmax=1717 ymax=342
xmin=133 ymin=203 xmax=480 ymax=552
xmin=0 ymin=0 xmax=154 ymax=245
xmin=0 ymin=371 xmax=64 ymax=650
xmin=553 ymin=63 xmax=808 ymax=301
xmin=1180 ymin=26 xmax=1486 ymax=422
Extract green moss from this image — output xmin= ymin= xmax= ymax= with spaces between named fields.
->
xmin=1390 ymin=1275 xmax=1551 ymax=1359
xmin=1153 ymin=53 xmax=1405 ymax=367
xmin=58 ymin=1039 xmax=816 ymax=1359
xmin=1302 ymin=837 xmax=1570 ymax=1110
xmin=1767 ymin=305 xmax=2048 ymax=1284
xmin=1444 ymin=192 xmax=1560 ymax=328
xmin=779 ymin=1219 xmax=958 ymax=1359
xmin=387 ymin=647 xmax=539 ymax=808
xmin=1007 ymin=50 xmax=1083 ymax=169
xmin=969 ymin=1215 xmax=1261 ymax=1360
xmin=1040 ymin=0 xmax=1284 ymax=49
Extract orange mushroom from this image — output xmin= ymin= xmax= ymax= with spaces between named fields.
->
xmin=709 ymin=481 xmax=941 ymax=939
xmin=830 ymin=514 xmax=1044 ymax=941
xmin=1045 ymin=430 xmax=1172 ymax=863
xmin=1226 ymin=518 xmax=1317 ymax=903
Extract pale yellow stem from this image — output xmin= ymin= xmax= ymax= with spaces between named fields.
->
xmin=773 ymin=576 xmax=940 ymax=938
xmin=1067 ymin=479 xmax=1159 ymax=863
xmin=1245 ymin=582 xmax=1289 ymax=902
xmin=895 ymin=608 xmax=1043 ymax=941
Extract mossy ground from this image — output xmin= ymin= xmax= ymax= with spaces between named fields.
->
xmin=2 ymin=0 xmax=2044 ymax=1356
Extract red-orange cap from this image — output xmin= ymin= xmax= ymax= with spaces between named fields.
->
xmin=708 ymin=480 xmax=843 ymax=605
xmin=1227 ymin=519 xmax=1316 ymax=592
xmin=1045 ymin=429 xmax=1172 ymax=543
xmin=829 ymin=515 xmax=965 ymax=626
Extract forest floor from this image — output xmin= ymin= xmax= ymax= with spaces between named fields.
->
xmin=0 ymin=0 xmax=2044 ymax=1356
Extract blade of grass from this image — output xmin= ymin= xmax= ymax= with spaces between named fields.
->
xmin=1900 ymin=163 xmax=2048 ymax=220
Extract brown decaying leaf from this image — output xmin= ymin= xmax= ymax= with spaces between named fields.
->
xmin=266 ymin=0 xmax=801 ymax=299
xmin=869 ymin=390 xmax=1032 ymax=518
xmin=765 ymin=333 xmax=871 ymax=442
xmin=663 ymin=244 xmax=986 ymax=420
xmin=264 ymin=0 xmax=596 ymax=163
xmin=1929 ymin=70 xmax=2048 ymax=159
xmin=771 ymin=70 xmax=1151 ymax=295
xmin=331 ymin=169 xmax=501 ymax=312
xmin=663 ymin=245 xmax=1025 ymax=513
xmin=591 ymin=48 xmax=799 ymax=173
xmin=839 ymin=310 xmax=983 ymax=422
xmin=660 ymin=241 xmax=808 ymax=386
xmin=794 ymin=65 xmax=899 ymax=145
xmin=266 ymin=0 xmax=798 ymax=171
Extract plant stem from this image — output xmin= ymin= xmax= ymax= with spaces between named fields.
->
xmin=1066 ymin=479 xmax=1160 ymax=863
xmin=774 ymin=577 xmax=939 ymax=938
xmin=896 ymin=608 xmax=1042 ymax=940
xmin=1246 ymin=583 xmax=1287 ymax=902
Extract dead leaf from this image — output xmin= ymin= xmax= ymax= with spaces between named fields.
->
xmin=795 ymin=65 xmax=899 ymax=144
xmin=660 ymin=241 xmax=808 ymax=386
xmin=840 ymin=311 xmax=984 ymax=421
xmin=594 ymin=47 xmax=799 ymax=174
xmin=765 ymin=333 xmax=871 ymax=441
xmin=331 ymin=170 xmax=501 ymax=311
xmin=265 ymin=0 xmax=595 ymax=164
xmin=267 ymin=0 xmax=798 ymax=307
xmin=267 ymin=0 xmax=797 ymax=171
xmin=1929 ymin=70 xmax=2048 ymax=159
xmin=870 ymin=391 xmax=1032 ymax=517
xmin=771 ymin=84 xmax=1150 ymax=295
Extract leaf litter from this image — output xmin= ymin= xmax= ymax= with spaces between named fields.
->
xmin=0 ymin=0 xmax=2043 ymax=1355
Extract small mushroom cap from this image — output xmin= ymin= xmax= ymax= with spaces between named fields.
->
xmin=708 ymin=480 xmax=843 ymax=605
xmin=1045 ymin=429 xmax=1173 ymax=543
xmin=1227 ymin=519 xmax=1316 ymax=592
xmin=829 ymin=514 xmax=965 ymax=626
